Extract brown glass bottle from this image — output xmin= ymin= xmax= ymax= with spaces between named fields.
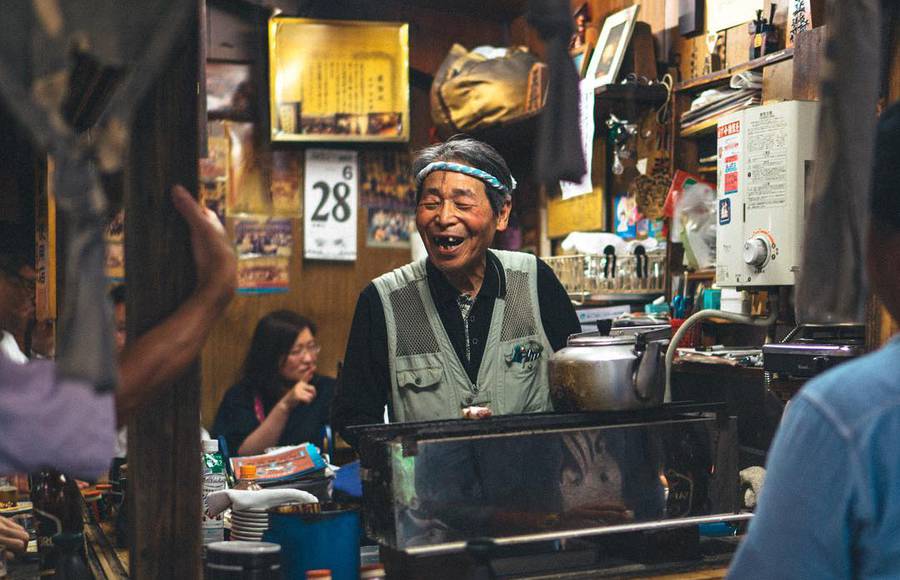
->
xmin=30 ymin=470 xmax=84 ymax=577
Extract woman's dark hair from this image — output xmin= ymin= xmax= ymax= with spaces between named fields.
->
xmin=240 ymin=309 xmax=317 ymax=407
xmin=412 ymin=135 xmax=513 ymax=215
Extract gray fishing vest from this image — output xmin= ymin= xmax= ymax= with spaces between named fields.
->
xmin=373 ymin=250 xmax=553 ymax=422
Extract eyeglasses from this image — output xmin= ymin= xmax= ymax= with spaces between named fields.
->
xmin=288 ymin=342 xmax=321 ymax=357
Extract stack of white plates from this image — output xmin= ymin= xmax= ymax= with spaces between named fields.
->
xmin=230 ymin=509 xmax=269 ymax=541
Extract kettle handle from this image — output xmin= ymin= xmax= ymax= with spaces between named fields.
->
xmin=633 ymin=338 xmax=669 ymax=402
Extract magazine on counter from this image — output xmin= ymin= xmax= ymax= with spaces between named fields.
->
xmin=230 ymin=442 xmax=327 ymax=483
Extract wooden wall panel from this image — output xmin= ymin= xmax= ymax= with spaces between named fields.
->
xmin=380 ymin=1 xmax=509 ymax=75
xmin=792 ymin=25 xmax=826 ymax=101
xmin=762 ymin=58 xmax=793 ymax=102
xmin=677 ymin=32 xmax=707 ymax=80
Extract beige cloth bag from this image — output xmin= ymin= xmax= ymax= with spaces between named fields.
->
xmin=430 ymin=44 xmax=547 ymax=135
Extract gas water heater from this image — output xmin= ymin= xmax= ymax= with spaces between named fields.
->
xmin=715 ymin=100 xmax=819 ymax=287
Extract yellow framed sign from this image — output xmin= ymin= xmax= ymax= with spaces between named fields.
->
xmin=268 ymin=17 xmax=410 ymax=143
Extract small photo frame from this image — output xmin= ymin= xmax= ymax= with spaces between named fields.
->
xmin=586 ymin=5 xmax=640 ymax=88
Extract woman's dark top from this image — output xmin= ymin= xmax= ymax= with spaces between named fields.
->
xmin=211 ymin=374 xmax=335 ymax=456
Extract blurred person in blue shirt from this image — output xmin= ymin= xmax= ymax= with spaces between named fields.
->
xmin=728 ymin=102 xmax=900 ymax=578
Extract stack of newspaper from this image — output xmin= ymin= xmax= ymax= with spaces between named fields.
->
xmin=681 ymin=88 xmax=761 ymax=134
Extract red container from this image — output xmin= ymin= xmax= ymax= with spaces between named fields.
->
xmin=670 ymin=318 xmax=700 ymax=349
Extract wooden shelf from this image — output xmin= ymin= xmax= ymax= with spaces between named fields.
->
xmin=685 ymin=269 xmax=715 ymax=281
xmin=679 ymin=117 xmax=719 ymax=138
xmin=570 ymin=291 xmax=665 ymax=305
xmin=675 ymin=48 xmax=794 ymax=93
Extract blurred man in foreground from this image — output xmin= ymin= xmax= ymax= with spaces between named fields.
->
xmin=728 ymin=102 xmax=900 ymax=578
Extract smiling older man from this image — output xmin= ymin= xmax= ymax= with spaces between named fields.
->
xmin=333 ymin=137 xmax=580 ymax=447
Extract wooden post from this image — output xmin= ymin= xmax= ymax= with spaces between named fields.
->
xmin=125 ymin=7 xmax=202 ymax=578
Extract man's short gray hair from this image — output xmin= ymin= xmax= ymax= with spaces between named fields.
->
xmin=412 ymin=136 xmax=514 ymax=216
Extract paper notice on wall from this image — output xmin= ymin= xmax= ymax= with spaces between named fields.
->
xmin=560 ymin=79 xmax=595 ymax=200
xmin=706 ymin=0 xmax=763 ymax=33
xmin=304 ymin=149 xmax=358 ymax=261
xmin=746 ymin=110 xmax=788 ymax=209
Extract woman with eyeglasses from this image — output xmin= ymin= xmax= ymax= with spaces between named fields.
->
xmin=212 ymin=310 xmax=334 ymax=456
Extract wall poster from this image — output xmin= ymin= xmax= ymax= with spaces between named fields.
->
xmin=234 ymin=215 xmax=293 ymax=294
xmin=199 ymin=120 xmax=229 ymax=223
xmin=304 ymin=149 xmax=358 ymax=261
xmin=360 ymin=151 xmax=416 ymax=248
xmin=225 ymin=121 xmax=267 ymax=215
xmin=268 ymin=18 xmax=410 ymax=143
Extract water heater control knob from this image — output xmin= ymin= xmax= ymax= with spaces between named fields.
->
xmin=743 ymin=237 xmax=769 ymax=268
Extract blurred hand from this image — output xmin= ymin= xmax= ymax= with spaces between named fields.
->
xmin=0 ymin=516 xmax=28 ymax=559
xmin=171 ymin=185 xmax=237 ymax=306
xmin=283 ymin=381 xmax=317 ymax=408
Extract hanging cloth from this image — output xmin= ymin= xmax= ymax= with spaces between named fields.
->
xmin=527 ymin=0 xmax=587 ymax=185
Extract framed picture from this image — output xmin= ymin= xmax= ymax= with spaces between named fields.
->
xmin=586 ymin=5 xmax=640 ymax=88
xmin=268 ymin=17 xmax=410 ymax=143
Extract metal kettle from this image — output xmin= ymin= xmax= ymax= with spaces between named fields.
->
xmin=549 ymin=326 xmax=671 ymax=411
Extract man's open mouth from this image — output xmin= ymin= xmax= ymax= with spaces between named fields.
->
xmin=433 ymin=235 xmax=465 ymax=248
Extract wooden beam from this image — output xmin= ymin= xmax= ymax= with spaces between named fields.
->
xmin=125 ymin=6 xmax=202 ymax=579
xmin=867 ymin=8 xmax=900 ymax=350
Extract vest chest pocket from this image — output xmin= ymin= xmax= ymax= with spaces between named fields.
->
xmin=502 ymin=339 xmax=552 ymax=414
xmin=397 ymin=366 xmax=443 ymax=391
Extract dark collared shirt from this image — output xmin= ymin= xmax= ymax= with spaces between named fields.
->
xmin=332 ymin=251 xmax=580 ymax=448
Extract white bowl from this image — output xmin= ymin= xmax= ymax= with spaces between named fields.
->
xmin=233 ymin=509 xmax=267 ymax=516
xmin=233 ymin=524 xmax=269 ymax=532
xmin=231 ymin=532 xmax=264 ymax=541
xmin=231 ymin=514 xmax=269 ymax=522
xmin=231 ymin=516 xmax=268 ymax=525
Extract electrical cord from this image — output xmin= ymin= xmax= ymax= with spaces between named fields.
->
xmin=656 ymin=73 xmax=674 ymax=126
xmin=664 ymin=294 xmax=777 ymax=402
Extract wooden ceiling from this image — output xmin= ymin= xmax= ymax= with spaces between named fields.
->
xmin=405 ymin=0 xmax=529 ymax=20
xmin=231 ymin=0 xmax=530 ymax=22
